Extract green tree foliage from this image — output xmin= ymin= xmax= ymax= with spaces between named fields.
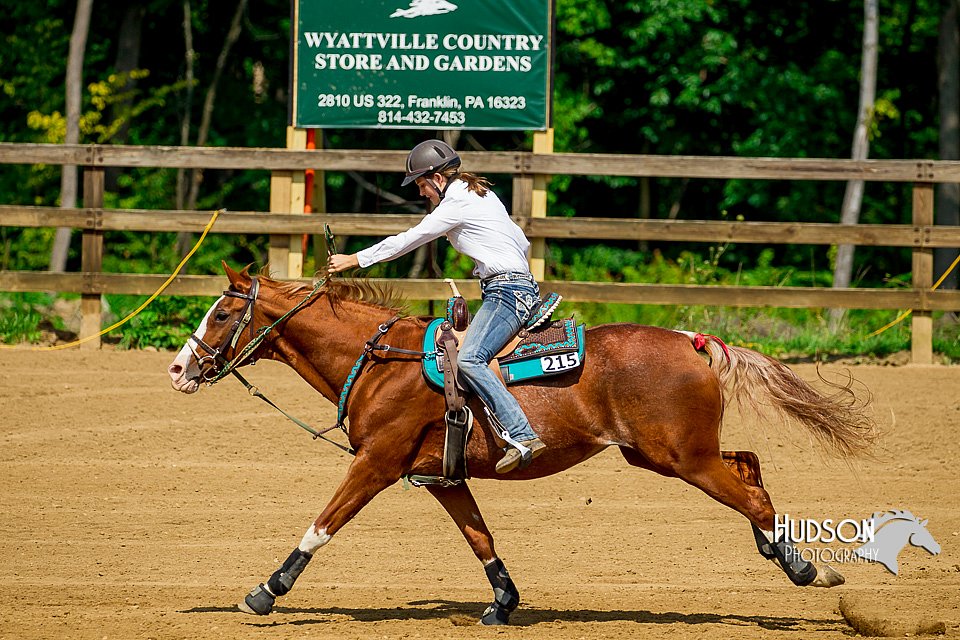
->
xmin=0 ymin=0 xmax=952 ymax=350
xmin=549 ymin=0 xmax=941 ymax=277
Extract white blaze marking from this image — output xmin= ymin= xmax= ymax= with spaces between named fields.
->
xmin=168 ymin=296 xmax=226 ymax=390
xmin=191 ymin=296 xmax=226 ymax=346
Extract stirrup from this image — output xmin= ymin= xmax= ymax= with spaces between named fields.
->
xmin=483 ymin=407 xmax=532 ymax=460
xmin=495 ymin=438 xmax=545 ymax=474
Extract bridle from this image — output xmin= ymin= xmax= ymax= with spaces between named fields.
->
xmin=189 ymin=277 xmax=262 ymax=382
xmin=182 ymin=258 xmax=426 ymax=455
xmin=186 ymin=273 xmax=357 ymax=453
xmin=193 ymin=224 xmax=337 ymax=382
xmin=191 ymin=274 xmax=332 ymax=385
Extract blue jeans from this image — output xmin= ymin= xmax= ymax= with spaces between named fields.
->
xmin=457 ymin=272 xmax=541 ymax=442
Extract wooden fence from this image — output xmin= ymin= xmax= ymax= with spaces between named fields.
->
xmin=1 ymin=142 xmax=959 ymax=362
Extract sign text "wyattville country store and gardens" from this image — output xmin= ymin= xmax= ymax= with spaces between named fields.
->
xmin=293 ymin=0 xmax=552 ymax=130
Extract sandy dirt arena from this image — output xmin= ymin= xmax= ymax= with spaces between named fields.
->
xmin=1 ymin=348 xmax=958 ymax=639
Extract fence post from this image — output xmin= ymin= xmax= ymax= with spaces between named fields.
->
xmin=307 ymin=129 xmax=326 ymax=271
xmin=512 ymin=147 xmax=534 ymax=283
xmin=911 ymin=183 xmax=934 ymax=364
xmin=80 ymin=166 xmax=104 ymax=350
xmin=268 ymin=127 xmax=307 ymax=278
xmin=529 ymin=129 xmax=553 ymax=280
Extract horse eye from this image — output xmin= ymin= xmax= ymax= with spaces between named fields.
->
xmin=215 ymin=310 xmax=230 ymax=322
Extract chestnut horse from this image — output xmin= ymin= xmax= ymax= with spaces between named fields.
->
xmin=167 ymin=264 xmax=875 ymax=624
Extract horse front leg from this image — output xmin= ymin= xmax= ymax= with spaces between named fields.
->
xmin=239 ymin=454 xmax=396 ymax=615
xmin=426 ymin=483 xmax=520 ymax=625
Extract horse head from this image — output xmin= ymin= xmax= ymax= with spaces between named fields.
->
xmin=908 ymin=519 xmax=941 ymax=556
xmin=854 ymin=509 xmax=940 ymax=575
xmin=167 ymin=262 xmax=272 ymax=394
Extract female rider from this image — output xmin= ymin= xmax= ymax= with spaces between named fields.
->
xmin=327 ymin=139 xmax=546 ymax=473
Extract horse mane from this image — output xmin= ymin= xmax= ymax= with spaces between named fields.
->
xmin=256 ymin=268 xmax=407 ymax=315
xmin=325 ymin=277 xmax=408 ymax=314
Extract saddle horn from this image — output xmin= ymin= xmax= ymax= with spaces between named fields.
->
xmin=444 ymin=279 xmax=469 ymax=331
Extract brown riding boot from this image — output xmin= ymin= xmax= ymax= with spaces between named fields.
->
xmin=495 ymin=438 xmax=547 ymax=474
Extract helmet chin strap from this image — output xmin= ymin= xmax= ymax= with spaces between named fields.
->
xmin=429 ymin=170 xmax=459 ymax=203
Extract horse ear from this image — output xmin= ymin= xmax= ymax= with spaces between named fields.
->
xmin=921 ymin=519 xmax=928 ymax=526
xmin=222 ymin=261 xmax=246 ymax=287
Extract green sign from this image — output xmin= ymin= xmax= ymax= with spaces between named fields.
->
xmin=293 ymin=0 xmax=552 ymax=130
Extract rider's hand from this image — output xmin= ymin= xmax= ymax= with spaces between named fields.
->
xmin=328 ymin=253 xmax=360 ymax=274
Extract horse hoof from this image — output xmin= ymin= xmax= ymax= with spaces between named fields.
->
xmin=810 ymin=564 xmax=845 ymax=588
xmin=237 ymin=600 xmax=259 ymax=615
xmin=238 ymin=583 xmax=275 ymax=615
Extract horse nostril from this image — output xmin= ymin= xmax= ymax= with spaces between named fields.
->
xmin=168 ymin=364 xmax=183 ymax=376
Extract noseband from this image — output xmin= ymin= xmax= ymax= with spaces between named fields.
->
xmin=190 ymin=277 xmax=261 ymax=382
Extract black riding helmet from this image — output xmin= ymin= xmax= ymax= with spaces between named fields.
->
xmin=401 ymin=139 xmax=461 ymax=187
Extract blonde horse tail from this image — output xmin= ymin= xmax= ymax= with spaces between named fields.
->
xmin=683 ymin=332 xmax=878 ymax=458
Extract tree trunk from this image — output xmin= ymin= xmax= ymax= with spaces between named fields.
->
xmin=936 ymin=1 xmax=960 ymax=291
xmin=830 ymin=0 xmax=878 ymax=330
xmin=178 ymin=0 xmax=247 ymax=256
xmin=185 ymin=0 xmax=248 ymax=208
xmin=105 ymin=4 xmax=145 ymax=190
xmin=112 ymin=4 xmax=145 ymax=140
xmin=50 ymin=0 xmax=94 ymax=272
xmin=176 ymin=0 xmax=195 ymax=213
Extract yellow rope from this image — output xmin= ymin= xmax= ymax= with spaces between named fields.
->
xmin=866 ymin=252 xmax=960 ymax=338
xmin=865 ymin=309 xmax=913 ymax=338
xmin=1 ymin=208 xmax=223 ymax=351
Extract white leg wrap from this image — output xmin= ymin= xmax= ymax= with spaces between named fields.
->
xmin=298 ymin=525 xmax=331 ymax=554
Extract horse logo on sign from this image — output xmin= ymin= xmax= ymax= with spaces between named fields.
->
xmin=853 ymin=510 xmax=941 ymax=575
xmin=391 ymin=0 xmax=458 ymax=18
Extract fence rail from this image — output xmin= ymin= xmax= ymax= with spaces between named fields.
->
xmin=1 ymin=142 xmax=958 ymax=362
xmin=3 ymin=143 xmax=960 ymax=181
xmin=6 ymin=205 xmax=960 ymax=247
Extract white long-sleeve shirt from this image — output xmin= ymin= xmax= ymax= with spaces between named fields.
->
xmin=356 ymin=180 xmax=531 ymax=279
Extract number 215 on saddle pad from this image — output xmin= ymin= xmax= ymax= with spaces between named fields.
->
xmin=421 ymin=315 xmax=586 ymax=387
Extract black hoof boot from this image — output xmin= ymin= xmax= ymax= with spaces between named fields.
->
xmin=480 ymin=602 xmax=512 ymax=625
xmin=238 ymin=548 xmax=313 ymax=615
xmin=772 ymin=537 xmax=818 ymax=586
xmin=239 ymin=583 xmax=275 ymax=615
xmin=480 ymin=559 xmax=520 ymax=625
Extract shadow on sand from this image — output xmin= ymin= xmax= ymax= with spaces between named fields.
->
xmin=180 ymin=599 xmax=845 ymax=632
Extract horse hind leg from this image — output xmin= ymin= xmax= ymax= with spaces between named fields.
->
xmin=720 ymin=451 xmax=843 ymax=588
xmin=426 ymin=483 xmax=519 ymax=625
xmin=685 ymin=452 xmax=824 ymax=587
xmin=720 ymin=452 xmax=776 ymax=558
xmin=621 ymin=446 xmax=840 ymax=588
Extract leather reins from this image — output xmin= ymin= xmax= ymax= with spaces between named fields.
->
xmin=187 ymin=275 xmax=356 ymax=453
xmin=187 ymin=274 xmax=427 ymax=456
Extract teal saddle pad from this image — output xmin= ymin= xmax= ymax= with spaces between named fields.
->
xmin=421 ymin=317 xmax=586 ymax=387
